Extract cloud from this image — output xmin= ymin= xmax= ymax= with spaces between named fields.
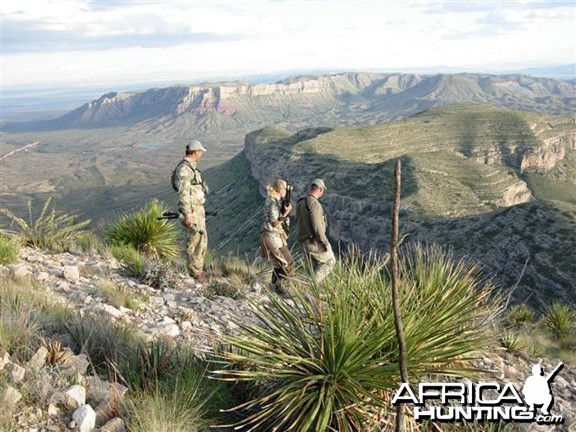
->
xmin=1 ymin=0 xmax=574 ymax=89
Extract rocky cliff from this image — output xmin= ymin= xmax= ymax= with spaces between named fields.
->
xmin=234 ymin=106 xmax=576 ymax=309
xmin=8 ymin=72 xmax=575 ymax=132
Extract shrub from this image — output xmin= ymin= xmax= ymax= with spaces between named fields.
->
xmin=506 ymin=304 xmax=535 ymax=326
xmin=74 ymin=231 xmax=103 ymax=254
xmin=0 ymin=198 xmax=90 ymax=253
xmin=202 ymin=280 xmax=244 ymax=300
xmin=97 ymin=279 xmax=144 ymax=310
xmin=214 ymin=245 xmax=498 ymax=431
xmin=66 ymin=313 xmax=143 ymax=376
xmin=0 ymin=232 xmax=18 ymax=264
xmin=127 ymin=382 xmax=208 ymax=432
xmin=105 ymin=200 xmax=180 ymax=261
xmin=541 ymin=303 xmax=576 ymax=339
xmin=123 ymin=340 xmax=176 ymax=392
xmin=109 ymin=244 xmax=145 ymax=275
xmin=0 ymin=275 xmax=72 ymax=361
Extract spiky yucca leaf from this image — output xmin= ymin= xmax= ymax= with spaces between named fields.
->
xmin=105 ymin=199 xmax=179 ymax=261
xmin=0 ymin=198 xmax=90 ymax=252
xmin=214 ymin=244 xmax=498 ymax=432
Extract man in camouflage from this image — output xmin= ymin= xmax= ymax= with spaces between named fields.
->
xmin=175 ymin=140 xmax=209 ymax=281
xmin=296 ymin=178 xmax=336 ymax=283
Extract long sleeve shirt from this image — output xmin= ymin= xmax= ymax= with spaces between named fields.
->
xmin=296 ymin=195 xmax=329 ymax=247
xmin=262 ymin=196 xmax=284 ymax=234
xmin=176 ymin=158 xmax=206 ymax=218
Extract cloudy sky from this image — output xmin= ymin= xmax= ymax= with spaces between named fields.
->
xmin=1 ymin=0 xmax=575 ymax=91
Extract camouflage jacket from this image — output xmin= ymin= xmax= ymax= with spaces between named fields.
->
xmin=262 ymin=196 xmax=284 ymax=234
xmin=175 ymin=158 xmax=207 ymax=218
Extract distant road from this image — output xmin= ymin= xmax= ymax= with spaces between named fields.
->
xmin=0 ymin=141 xmax=41 ymax=162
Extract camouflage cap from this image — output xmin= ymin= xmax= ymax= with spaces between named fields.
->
xmin=311 ymin=178 xmax=327 ymax=190
xmin=186 ymin=140 xmax=207 ymax=153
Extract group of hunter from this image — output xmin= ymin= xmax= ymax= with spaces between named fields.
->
xmin=173 ymin=140 xmax=336 ymax=290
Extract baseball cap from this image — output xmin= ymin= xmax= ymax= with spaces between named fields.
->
xmin=186 ymin=140 xmax=207 ymax=153
xmin=311 ymin=178 xmax=327 ymax=190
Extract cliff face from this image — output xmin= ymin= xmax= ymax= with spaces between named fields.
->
xmin=16 ymin=72 xmax=575 ymax=132
xmin=238 ymin=108 xmax=576 ymax=309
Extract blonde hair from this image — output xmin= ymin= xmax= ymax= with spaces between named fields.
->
xmin=266 ymin=179 xmax=286 ymax=198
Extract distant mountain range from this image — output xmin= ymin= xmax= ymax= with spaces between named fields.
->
xmin=6 ymin=72 xmax=575 ymax=135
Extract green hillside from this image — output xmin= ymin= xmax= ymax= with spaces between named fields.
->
xmin=204 ymin=105 xmax=576 ymax=309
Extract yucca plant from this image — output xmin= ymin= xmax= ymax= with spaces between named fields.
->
xmin=105 ymin=199 xmax=180 ymax=261
xmin=498 ymin=330 xmax=527 ymax=353
xmin=0 ymin=198 xmax=90 ymax=253
xmin=214 ymin=244 xmax=498 ymax=431
xmin=541 ymin=303 xmax=576 ymax=339
xmin=122 ymin=340 xmax=177 ymax=392
xmin=506 ymin=304 xmax=535 ymax=327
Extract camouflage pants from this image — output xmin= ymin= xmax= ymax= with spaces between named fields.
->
xmin=260 ymin=232 xmax=296 ymax=289
xmin=301 ymin=238 xmax=336 ymax=284
xmin=185 ymin=206 xmax=207 ymax=277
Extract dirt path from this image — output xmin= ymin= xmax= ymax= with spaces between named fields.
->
xmin=0 ymin=141 xmax=42 ymax=162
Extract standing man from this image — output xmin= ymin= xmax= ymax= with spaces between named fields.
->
xmin=174 ymin=140 xmax=209 ymax=281
xmin=296 ymin=178 xmax=336 ymax=283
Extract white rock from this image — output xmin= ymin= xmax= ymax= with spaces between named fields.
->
xmin=48 ymin=404 xmax=60 ymax=417
xmin=27 ymin=346 xmax=48 ymax=371
xmin=72 ymin=404 xmax=96 ymax=432
xmin=96 ymin=304 xmax=123 ymax=319
xmin=149 ymin=296 xmax=164 ymax=307
xmin=65 ymin=385 xmax=86 ymax=408
xmin=1 ymin=385 xmax=22 ymax=406
xmin=181 ymin=321 xmax=193 ymax=331
xmin=12 ymin=264 xmax=31 ymax=278
xmin=62 ymin=265 xmax=80 ymax=281
xmin=157 ymin=323 xmax=180 ymax=337
xmin=7 ymin=362 xmax=26 ymax=384
xmin=0 ymin=351 xmax=10 ymax=370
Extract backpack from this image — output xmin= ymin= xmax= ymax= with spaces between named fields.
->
xmin=171 ymin=159 xmax=191 ymax=192
xmin=171 ymin=159 xmax=209 ymax=194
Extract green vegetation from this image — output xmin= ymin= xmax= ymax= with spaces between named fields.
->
xmin=0 ymin=197 xmax=90 ymax=253
xmin=214 ymin=245 xmax=498 ymax=431
xmin=501 ymin=302 xmax=576 ymax=364
xmin=542 ymin=302 xmax=576 ymax=339
xmin=104 ymin=199 xmax=180 ymax=261
xmin=0 ymin=232 xmax=19 ymax=264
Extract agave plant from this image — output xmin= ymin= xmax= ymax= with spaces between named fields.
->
xmin=214 ymin=244 xmax=498 ymax=431
xmin=105 ymin=199 xmax=180 ymax=261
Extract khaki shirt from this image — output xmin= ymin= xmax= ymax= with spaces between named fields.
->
xmin=296 ymin=195 xmax=329 ymax=247
xmin=176 ymin=158 xmax=206 ymax=218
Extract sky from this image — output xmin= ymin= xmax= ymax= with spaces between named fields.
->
xmin=1 ymin=0 xmax=575 ymax=92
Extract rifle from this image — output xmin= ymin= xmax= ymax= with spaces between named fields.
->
xmin=546 ymin=362 xmax=564 ymax=382
xmin=280 ymin=184 xmax=293 ymax=236
xmin=157 ymin=211 xmax=218 ymax=220
xmin=157 ymin=211 xmax=218 ymax=235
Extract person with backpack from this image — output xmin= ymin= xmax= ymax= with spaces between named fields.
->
xmin=173 ymin=140 xmax=209 ymax=282
xmin=296 ymin=178 xmax=335 ymax=283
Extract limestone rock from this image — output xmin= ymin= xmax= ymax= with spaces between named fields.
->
xmin=72 ymin=404 xmax=96 ymax=432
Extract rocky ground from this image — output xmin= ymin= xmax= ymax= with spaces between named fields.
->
xmin=1 ymin=247 xmax=574 ymax=431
